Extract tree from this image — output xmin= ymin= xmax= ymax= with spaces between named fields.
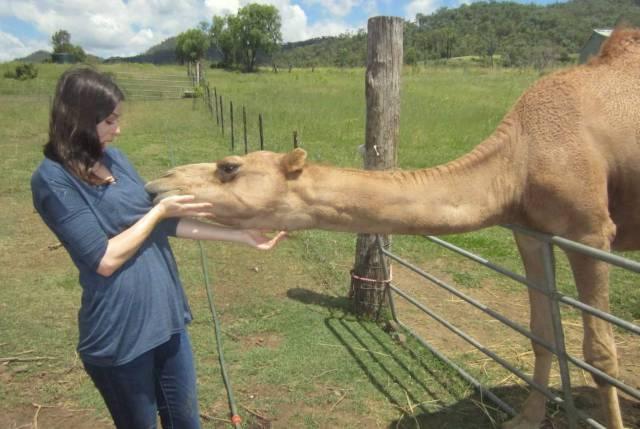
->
xmin=70 ymin=45 xmax=87 ymax=62
xmin=50 ymin=30 xmax=86 ymax=62
xmin=335 ymin=47 xmax=349 ymax=67
xmin=176 ymin=28 xmax=210 ymax=84
xmin=175 ymin=28 xmax=210 ymax=64
xmin=210 ymin=15 xmax=239 ymax=67
xmin=210 ymin=3 xmax=282 ymax=72
xmin=51 ymin=30 xmax=71 ymax=53
xmin=237 ymin=4 xmax=282 ymax=72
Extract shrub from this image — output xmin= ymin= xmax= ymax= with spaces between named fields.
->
xmin=4 ymin=63 xmax=39 ymax=80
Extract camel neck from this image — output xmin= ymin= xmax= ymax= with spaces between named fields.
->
xmin=292 ymin=118 xmax=523 ymax=235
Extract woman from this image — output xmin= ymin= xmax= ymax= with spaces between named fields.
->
xmin=31 ymin=67 xmax=284 ymax=429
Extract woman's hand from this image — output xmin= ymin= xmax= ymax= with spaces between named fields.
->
xmin=97 ymin=195 xmax=213 ymax=277
xmin=155 ymin=195 xmax=213 ymax=219
xmin=244 ymin=230 xmax=288 ymax=250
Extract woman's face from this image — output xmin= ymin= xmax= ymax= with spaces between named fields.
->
xmin=96 ymin=102 xmax=122 ymax=147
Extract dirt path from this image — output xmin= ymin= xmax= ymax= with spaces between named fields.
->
xmin=0 ymin=403 xmax=112 ymax=429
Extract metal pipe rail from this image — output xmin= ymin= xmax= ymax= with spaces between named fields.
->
xmin=430 ymin=228 xmax=640 ymax=398
xmin=378 ymin=245 xmax=584 ymax=426
xmin=507 ymin=224 xmax=640 ymax=273
xmin=380 ymin=247 xmax=557 ymax=354
xmin=119 ymin=84 xmax=192 ymax=90
xmin=375 ymin=225 xmax=639 ymax=429
xmin=114 ymin=77 xmax=193 ymax=84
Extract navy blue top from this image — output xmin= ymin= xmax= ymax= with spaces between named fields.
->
xmin=31 ymin=147 xmax=192 ymax=366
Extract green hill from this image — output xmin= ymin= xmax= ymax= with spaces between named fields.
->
xmin=16 ymin=50 xmax=51 ymax=63
xmin=14 ymin=49 xmax=102 ymax=64
xmin=401 ymin=0 xmax=640 ymax=66
xmin=274 ymin=0 xmax=639 ymax=68
xmin=13 ymin=0 xmax=640 ymax=67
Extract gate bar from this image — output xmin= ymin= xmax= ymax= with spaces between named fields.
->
xmin=424 ymin=235 xmax=549 ymax=296
xmin=427 ymin=233 xmax=640 ymax=335
xmin=376 ymin=238 xmax=517 ymax=417
xmin=540 ymin=242 xmax=578 ymax=428
xmin=507 ymin=224 xmax=640 ymax=273
xmin=374 ymin=236 xmax=621 ymax=429
xmin=387 ymin=284 xmax=607 ymax=427
xmin=568 ymin=355 xmax=640 ymax=399
xmin=378 ymin=247 xmax=557 ymax=353
xmin=405 ymin=236 xmax=640 ymax=397
xmin=389 ymin=284 xmax=559 ymax=400
xmin=558 ymin=295 xmax=640 ymax=335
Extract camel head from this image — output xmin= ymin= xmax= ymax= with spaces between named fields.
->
xmin=145 ymin=149 xmax=310 ymax=230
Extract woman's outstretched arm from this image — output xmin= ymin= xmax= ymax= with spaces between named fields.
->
xmin=176 ymin=218 xmax=287 ymax=250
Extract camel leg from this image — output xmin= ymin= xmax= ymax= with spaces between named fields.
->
xmin=565 ymin=250 xmax=624 ymax=429
xmin=502 ymin=233 xmax=555 ymax=429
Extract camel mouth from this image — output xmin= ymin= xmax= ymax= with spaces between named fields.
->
xmin=149 ymin=189 xmax=184 ymax=205
xmin=145 ymin=180 xmax=183 ymax=203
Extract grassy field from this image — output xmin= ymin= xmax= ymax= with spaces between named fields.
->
xmin=0 ymin=62 xmax=638 ymax=428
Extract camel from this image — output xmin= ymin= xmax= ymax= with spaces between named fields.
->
xmin=146 ymin=28 xmax=640 ymax=429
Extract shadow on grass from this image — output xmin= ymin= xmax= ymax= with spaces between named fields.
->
xmin=286 ymin=287 xmax=351 ymax=313
xmin=287 ymin=287 xmax=511 ymax=426
xmin=389 ymin=385 xmax=640 ymax=429
xmin=286 ymin=288 xmax=640 ymax=429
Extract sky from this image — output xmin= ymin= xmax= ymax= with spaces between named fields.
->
xmin=0 ymin=0 xmax=564 ymax=62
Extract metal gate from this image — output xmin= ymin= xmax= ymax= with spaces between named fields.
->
xmin=374 ymin=225 xmax=640 ymax=428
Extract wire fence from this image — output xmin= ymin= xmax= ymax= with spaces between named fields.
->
xmin=193 ymin=67 xmax=299 ymax=154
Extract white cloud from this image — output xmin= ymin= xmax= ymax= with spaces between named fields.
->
xmin=0 ymin=0 xmax=375 ymax=59
xmin=405 ymin=0 xmax=439 ymax=20
xmin=204 ymin=0 xmax=240 ymax=16
xmin=279 ymin=3 xmax=311 ymax=41
xmin=305 ymin=20 xmax=354 ymax=39
xmin=205 ymin=0 xmax=352 ymax=42
xmin=0 ymin=30 xmax=48 ymax=61
xmin=0 ymin=0 xmax=213 ymax=58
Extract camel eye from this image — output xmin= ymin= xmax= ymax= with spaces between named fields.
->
xmin=221 ymin=163 xmax=239 ymax=174
xmin=216 ymin=162 xmax=241 ymax=182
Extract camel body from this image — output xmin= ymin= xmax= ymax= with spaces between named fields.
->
xmin=146 ymin=28 xmax=640 ymax=429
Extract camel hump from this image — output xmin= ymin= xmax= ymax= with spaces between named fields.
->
xmin=589 ymin=26 xmax=640 ymax=65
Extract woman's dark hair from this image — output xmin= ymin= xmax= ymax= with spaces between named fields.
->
xmin=44 ymin=68 xmax=124 ymax=183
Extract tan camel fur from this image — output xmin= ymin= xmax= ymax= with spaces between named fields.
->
xmin=146 ymin=28 xmax=640 ymax=429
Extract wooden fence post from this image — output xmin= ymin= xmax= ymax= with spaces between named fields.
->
xmin=351 ymin=16 xmax=402 ymax=318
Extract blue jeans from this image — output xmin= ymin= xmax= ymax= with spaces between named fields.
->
xmin=83 ymin=330 xmax=201 ymax=429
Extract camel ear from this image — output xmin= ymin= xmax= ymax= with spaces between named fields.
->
xmin=281 ymin=148 xmax=307 ymax=174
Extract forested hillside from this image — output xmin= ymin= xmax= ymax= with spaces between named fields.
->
xmin=18 ymin=0 xmax=636 ymax=67
xmin=273 ymin=0 xmax=639 ymax=68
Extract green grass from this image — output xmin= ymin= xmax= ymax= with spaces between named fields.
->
xmin=1 ymin=62 xmax=638 ymax=428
